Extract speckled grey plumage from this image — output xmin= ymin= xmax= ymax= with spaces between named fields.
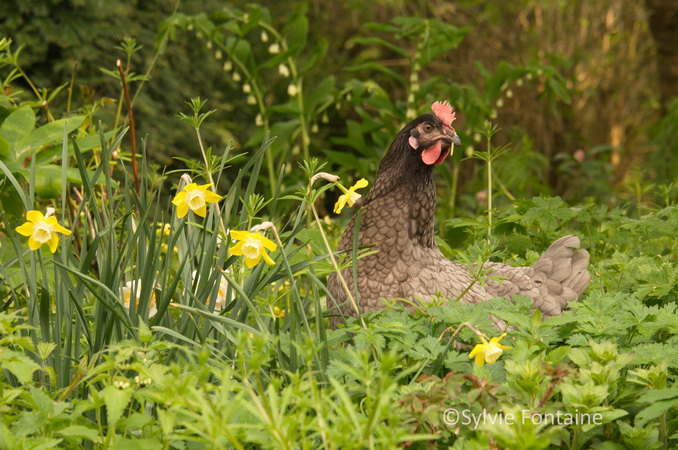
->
xmin=327 ymin=113 xmax=590 ymax=327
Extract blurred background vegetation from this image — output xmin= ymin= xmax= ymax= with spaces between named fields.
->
xmin=1 ymin=3 xmax=677 ymax=445
xmin=1 ymin=0 xmax=676 ymax=221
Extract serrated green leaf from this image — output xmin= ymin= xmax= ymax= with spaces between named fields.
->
xmin=36 ymin=342 xmax=57 ymax=361
xmin=120 ymin=412 xmax=153 ymax=432
xmin=531 ymin=307 xmax=543 ymax=328
xmin=113 ymin=438 xmax=163 ymax=450
xmin=57 ymin=425 xmax=101 ymax=443
xmin=157 ymin=408 xmax=175 ymax=436
xmin=102 ymin=385 xmax=133 ymax=427
xmin=568 ymin=347 xmax=592 ymax=367
xmin=4 ymin=354 xmax=40 ymax=384
xmin=546 ymin=346 xmax=570 ymax=364
xmin=29 ymin=386 xmax=54 ymax=416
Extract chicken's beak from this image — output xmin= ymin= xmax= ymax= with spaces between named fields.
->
xmin=442 ymin=129 xmax=461 ymax=146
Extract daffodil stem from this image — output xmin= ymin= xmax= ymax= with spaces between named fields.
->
xmin=438 ymin=322 xmax=487 ymax=342
xmin=306 ymin=182 xmax=367 ymax=330
xmin=193 ymin=127 xmax=228 ymax=238
xmin=116 ymin=59 xmax=140 ymax=195
xmin=336 ymin=183 xmax=350 ymax=195
xmin=486 ymin=133 xmax=492 ymax=238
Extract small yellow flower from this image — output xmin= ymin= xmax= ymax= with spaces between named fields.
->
xmin=122 ymin=281 xmax=158 ymax=318
xmin=172 ymin=183 xmax=223 ymax=218
xmin=468 ymin=333 xmax=512 ymax=366
xmin=159 ymin=223 xmax=171 ymax=237
xmin=273 ymin=306 xmax=285 ymax=319
xmin=228 ymin=230 xmax=277 ymax=268
xmin=333 ymin=178 xmax=368 ymax=214
xmin=15 ymin=210 xmax=71 ymax=253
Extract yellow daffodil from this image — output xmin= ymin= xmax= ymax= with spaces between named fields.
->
xmin=468 ymin=333 xmax=512 ymax=366
xmin=228 ymin=230 xmax=277 ymax=268
xmin=15 ymin=210 xmax=71 ymax=253
xmin=334 ymin=178 xmax=368 ymax=214
xmin=172 ymin=183 xmax=223 ymax=218
xmin=122 ymin=280 xmax=158 ymax=318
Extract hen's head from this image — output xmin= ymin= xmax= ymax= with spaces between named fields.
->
xmin=406 ymin=101 xmax=461 ymax=166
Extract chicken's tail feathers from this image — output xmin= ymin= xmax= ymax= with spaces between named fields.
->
xmin=530 ymin=235 xmax=591 ymax=316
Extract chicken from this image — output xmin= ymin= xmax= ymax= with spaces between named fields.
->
xmin=327 ymin=101 xmax=590 ymax=327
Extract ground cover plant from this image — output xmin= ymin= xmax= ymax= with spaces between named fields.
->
xmin=1 ymin=2 xmax=677 ymax=448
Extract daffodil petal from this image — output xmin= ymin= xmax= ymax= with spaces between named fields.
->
xmin=176 ymin=203 xmax=189 ymax=218
xmin=333 ymin=202 xmax=343 ymax=214
xmin=353 ymin=178 xmax=369 ymax=189
xmin=28 ymin=237 xmax=43 ymax=250
xmin=48 ymin=233 xmax=59 ymax=253
xmin=469 ymin=343 xmax=484 ymax=359
xmin=490 ymin=333 xmax=507 ymax=343
xmin=475 ymin=353 xmax=485 ymax=366
xmin=262 ymin=251 xmax=275 ymax=265
xmin=334 ymin=197 xmax=347 ymax=214
xmin=244 ymin=255 xmax=260 ymax=268
xmin=171 ymin=191 xmax=187 ymax=206
xmin=229 ymin=230 xmax=249 ymax=240
xmin=193 ymin=205 xmax=207 ymax=217
xmin=45 ymin=217 xmax=71 ymax=235
xmin=258 ymin=235 xmax=277 ymax=252
xmin=54 ymin=224 xmax=72 ymax=236
xmin=228 ymin=241 xmax=245 ymax=256
xmin=15 ymin=222 xmax=35 ymax=237
xmin=26 ymin=210 xmax=44 ymax=223
xmin=203 ymin=191 xmax=223 ymax=203
xmin=196 ymin=183 xmax=213 ymax=190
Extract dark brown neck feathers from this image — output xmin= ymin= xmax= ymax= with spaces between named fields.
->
xmin=360 ymin=130 xmax=438 ymax=248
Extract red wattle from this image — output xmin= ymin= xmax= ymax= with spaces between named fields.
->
xmin=421 ymin=141 xmax=442 ymax=165
xmin=435 ymin=148 xmax=450 ymax=165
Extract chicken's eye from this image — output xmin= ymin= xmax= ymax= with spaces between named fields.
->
xmin=423 ymin=124 xmax=433 ymax=132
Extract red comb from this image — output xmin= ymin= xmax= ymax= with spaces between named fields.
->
xmin=431 ymin=101 xmax=456 ymax=128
